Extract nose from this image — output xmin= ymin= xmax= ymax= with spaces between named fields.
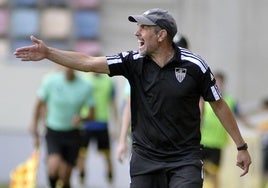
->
xmin=135 ymin=25 xmax=141 ymax=36
xmin=134 ymin=29 xmax=140 ymax=37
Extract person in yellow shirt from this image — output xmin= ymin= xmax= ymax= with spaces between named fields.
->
xmin=77 ymin=73 xmax=117 ymax=185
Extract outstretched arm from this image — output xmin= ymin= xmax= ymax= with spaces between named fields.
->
xmin=209 ymin=98 xmax=252 ymax=177
xmin=14 ymin=36 xmax=109 ymax=74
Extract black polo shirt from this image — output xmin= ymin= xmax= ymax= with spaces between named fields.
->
xmin=107 ymin=44 xmax=221 ymax=161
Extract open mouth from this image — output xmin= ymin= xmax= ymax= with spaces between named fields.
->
xmin=138 ymin=40 xmax=145 ymax=49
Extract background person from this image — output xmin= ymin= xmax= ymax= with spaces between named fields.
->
xmin=76 ymin=72 xmax=118 ymax=185
xmin=254 ymin=99 xmax=268 ymax=188
xmin=173 ymin=33 xmax=189 ymax=49
xmin=31 ymin=66 xmax=94 ymax=188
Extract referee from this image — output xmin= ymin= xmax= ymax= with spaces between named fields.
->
xmin=14 ymin=8 xmax=251 ymax=188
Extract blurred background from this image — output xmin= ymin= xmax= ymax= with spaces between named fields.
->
xmin=0 ymin=0 xmax=267 ymax=187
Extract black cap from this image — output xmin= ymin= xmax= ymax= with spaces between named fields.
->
xmin=128 ymin=8 xmax=177 ymax=39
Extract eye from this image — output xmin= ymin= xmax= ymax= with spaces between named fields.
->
xmin=140 ymin=25 xmax=146 ymax=29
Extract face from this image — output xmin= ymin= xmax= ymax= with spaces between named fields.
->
xmin=215 ymin=76 xmax=224 ymax=92
xmin=135 ymin=24 xmax=160 ymax=56
xmin=63 ymin=67 xmax=75 ymax=81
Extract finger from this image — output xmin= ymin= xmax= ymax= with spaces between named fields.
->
xmin=118 ymin=152 xmax=125 ymax=163
xmin=119 ymin=153 xmax=124 ymax=162
xmin=116 ymin=154 xmax=122 ymax=163
xmin=236 ymin=161 xmax=244 ymax=170
xmin=30 ymin=35 xmax=40 ymax=44
xmin=240 ymin=167 xmax=249 ymax=177
xmin=236 ymin=162 xmax=249 ymax=177
xmin=14 ymin=54 xmax=26 ymax=60
xmin=14 ymin=46 xmax=30 ymax=53
xmin=14 ymin=53 xmax=30 ymax=61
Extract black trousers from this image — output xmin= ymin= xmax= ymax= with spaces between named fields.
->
xmin=130 ymin=150 xmax=203 ymax=188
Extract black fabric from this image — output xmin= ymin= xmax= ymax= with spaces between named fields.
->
xmin=202 ymin=147 xmax=221 ymax=166
xmin=45 ymin=127 xmax=80 ymax=166
xmin=79 ymin=129 xmax=110 ymax=150
xmin=107 ymin=46 xmax=218 ymax=162
xmin=130 ymin=150 xmax=203 ymax=188
xmin=48 ymin=176 xmax=58 ymax=188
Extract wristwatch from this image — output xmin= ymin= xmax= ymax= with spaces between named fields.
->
xmin=237 ymin=143 xmax=248 ymax=151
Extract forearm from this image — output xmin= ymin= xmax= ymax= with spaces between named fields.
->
xmin=47 ymin=47 xmax=109 ymax=73
xmin=119 ymin=112 xmax=130 ymax=143
xmin=31 ymin=99 xmax=46 ymax=135
xmin=211 ymin=99 xmax=245 ymax=147
xmin=119 ymin=98 xmax=131 ymax=143
xmin=117 ymin=106 xmax=130 ymax=162
xmin=220 ymin=108 xmax=245 ymax=147
xmin=119 ymin=122 xmax=130 ymax=143
xmin=210 ymin=99 xmax=252 ymax=176
xmin=31 ymin=118 xmax=39 ymax=136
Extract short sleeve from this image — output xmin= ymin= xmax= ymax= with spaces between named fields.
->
xmin=201 ymin=68 xmax=222 ymax=102
xmin=37 ymin=74 xmax=53 ymax=101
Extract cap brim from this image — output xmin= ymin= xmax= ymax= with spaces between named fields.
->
xmin=128 ymin=15 xmax=156 ymax=26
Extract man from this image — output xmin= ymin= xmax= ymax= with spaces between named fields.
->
xmin=31 ymin=67 xmax=94 ymax=188
xmin=14 ymin=8 xmax=251 ymax=188
xmin=116 ymin=35 xmax=189 ymax=163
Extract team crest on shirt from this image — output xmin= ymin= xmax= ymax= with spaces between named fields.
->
xmin=175 ymin=68 xmax=187 ymax=83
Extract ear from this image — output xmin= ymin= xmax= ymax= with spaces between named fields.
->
xmin=158 ymin=30 xmax=168 ymax=42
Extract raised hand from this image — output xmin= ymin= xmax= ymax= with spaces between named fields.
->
xmin=14 ymin=35 xmax=48 ymax=61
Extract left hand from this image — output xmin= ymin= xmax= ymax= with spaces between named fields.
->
xmin=72 ymin=115 xmax=82 ymax=127
xmin=116 ymin=141 xmax=128 ymax=163
xmin=236 ymin=150 xmax=252 ymax=177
